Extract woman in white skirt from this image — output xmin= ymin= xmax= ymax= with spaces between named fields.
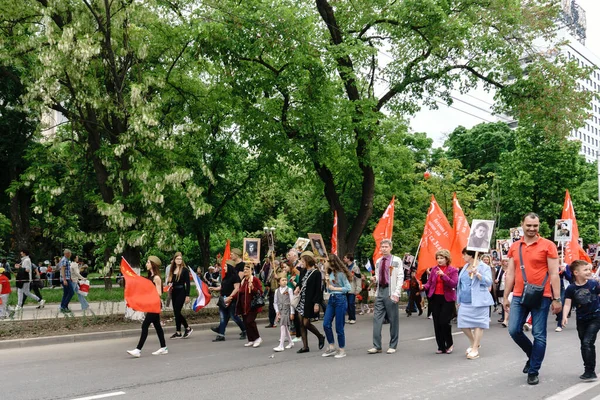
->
xmin=457 ymin=248 xmax=494 ymax=360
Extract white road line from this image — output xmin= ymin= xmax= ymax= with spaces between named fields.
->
xmin=70 ymin=391 xmax=126 ymax=400
xmin=545 ymin=381 xmax=600 ymax=400
xmin=418 ymin=332 xmax=464 ymax=341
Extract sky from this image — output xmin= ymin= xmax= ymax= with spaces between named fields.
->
xmin=410 ymin=0 xmax=600 ymax=147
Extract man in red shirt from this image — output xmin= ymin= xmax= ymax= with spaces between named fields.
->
xmin=503 ymin=213 xmax=562 ymax=385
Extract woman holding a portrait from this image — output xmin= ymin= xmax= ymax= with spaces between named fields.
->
xmin=236 ymin=263 xmax=264 ymax=347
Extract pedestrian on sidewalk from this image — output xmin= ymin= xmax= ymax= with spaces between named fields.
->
xmin=71 ymin=256 xmax=91 ymax=314
xmin=322 ymin=254 xmax=352 ymax=359
xmin=562 ymin=260 xmax=600 ymax=381
xmin=58 ymin=249 xmax=74 ymax=313
xmin=0 ymin=267 xmax=12 ymax=318
xmin=236 ymin=264 xmax=263 ymax=348
xmin=16 ymin=249 xmax=45 ymax=310
xmin=127 ymin=256 xmax=168 ymax=357
xmin=167 ymin=252 xmax=192 ymax=339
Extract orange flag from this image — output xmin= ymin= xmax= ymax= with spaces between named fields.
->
xmin=372 ymin=196 xmax=395 ymax=262
xmin=221 ymin=239 xmax=231 ymax=279
xmin=561 ymin=190 xmax=592 ymax=264
xmin=450 ymin=193 xmax=470 ymax=269
xmin=417 ymin=195 xmax=452 ymax=279
xmin=120 ymin=257 xmax=161 ymax=313
xmin=331 ymin=210 xmax=338 ymax=255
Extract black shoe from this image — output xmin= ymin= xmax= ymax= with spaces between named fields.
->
xmin=523 ymin=360 xmax=530 ymax=374
xmin=406 ymin=313 xmax=411 ymax=317
xmin=297 ymin=347 xmax=310 ymax=353
xmin=527 ymin=374 xmax=539 ymax=385
xmin=318 ymin=335 xmax=325 ymax=350
xmin=264 ymin=324 xmax=275 ymax=328
xmin=183 ymin=328 xmax=193 ymax=339
xmin=418 ymin=310 xmax=423 ymax=316
xmin=497 ymin=319 xmax=504 ymax=323
xmin=210 ymin=326 xmax=219 ymax=334
xmin=240 ymin=331 xmax=247 ymax=340
xmin=170 ymin=332 xmax=182 ymax=339
xmin=580 ymin=372 xmax=598 ymax=381
xmin=212 ymin=335 xmax=225 ymax=342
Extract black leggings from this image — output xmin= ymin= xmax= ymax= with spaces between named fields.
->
xmin=172 ymin=288 xmax=189 ymax=332
xmin=137 ymin=312 xmax=166 ymax=349
xmin=301 ymin=317 xmax=323 ymax=349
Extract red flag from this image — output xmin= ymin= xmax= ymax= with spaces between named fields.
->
xmin=561 ymin=190 xmax=592 ymax=264
xmin=372 ymin=196 xmax=395 ymax=262
xmin=450 ymin=193 xmax=470 ymax=269
xmin=120 ymin=257 xmax=161 ymax=313
xmin=417 ymin=195 xmax=452 ymax=279
xmin=331 ymin=210 xmax=338 ymax=255
xmin=221 ymin=239 xmax=231 ymax=279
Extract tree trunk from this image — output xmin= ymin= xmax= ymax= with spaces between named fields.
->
xmin=197 ymin=230 xmax=211 ymax=271
xmin=8 ymin=165 xmax=30 ymax=251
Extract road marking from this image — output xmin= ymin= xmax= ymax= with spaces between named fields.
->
xmin=545 ymin=381 xmax=600 ymax=400
xmin=71 ymin=391 xmax=126 ymax=400
xmin=418 ymin=332 xmax=463 ymax=341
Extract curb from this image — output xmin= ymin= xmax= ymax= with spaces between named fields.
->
xmin=0 ymin=317 xmax=270 ymax=350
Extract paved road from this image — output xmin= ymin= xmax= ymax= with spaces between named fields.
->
xmin=3 ymin=311 xmax=599 ymax=400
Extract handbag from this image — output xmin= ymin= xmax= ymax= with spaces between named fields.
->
xmin=518 ymin=243 xmax=548 ymax=309
xmin=291 ymin=293 xmax=300 ymax=309
xmin=250 ymin=291 xmax=265 ymax=309
xmin=217 ymin=295 xmax=227 ymax=308
xmin=78 ymin=279 xmax=90 ymax=296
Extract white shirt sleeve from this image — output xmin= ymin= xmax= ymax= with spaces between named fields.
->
xmin=289 ymin=288 xmax=295 ymax=314
xmin=273 ymin=288 xmax=280 ymax=313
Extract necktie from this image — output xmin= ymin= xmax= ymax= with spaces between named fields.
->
xmin=380 ymin=257 xmax=388 ymax=286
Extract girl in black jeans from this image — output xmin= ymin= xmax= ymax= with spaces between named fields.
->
xmin=168 ymin=252 xmax=192 ymax=339
xmin=127 ymin=256 xmax=167 ymax=357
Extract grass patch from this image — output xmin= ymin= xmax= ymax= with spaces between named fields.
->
xmin=8 ymin=287 xmax=125 ymax=305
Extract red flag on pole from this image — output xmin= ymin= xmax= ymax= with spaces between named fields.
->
xmin=331 ymin=210 xmax=338 ymax=255
xmin=417 ymin=195 xmax=452 ymax=279
xmin=450 ymin=193 xmax=470 ymax=269
xmin=561 ymin=190 xmax=592 ymax=264
xmin=372 ymin=196 xmax=395 ymax=262
xmin=120 ymin=257 xmax=161 ymax=313
xmin=221 ymin=239 xmax=231 ymax=279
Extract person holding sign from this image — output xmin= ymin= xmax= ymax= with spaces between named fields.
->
xmin=457 ymin=248 xmax=494 ymax=359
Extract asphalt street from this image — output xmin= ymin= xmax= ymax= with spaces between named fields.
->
xmin=3 ymin=310 xmax=600 ymax=400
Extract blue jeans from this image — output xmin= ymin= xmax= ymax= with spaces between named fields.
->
xmin=70 ymin=281 xmax=88 ymax=310
xmin=217 ymin=298 xmax=245 ymax=336
xmin=60 ymin=281 xmax=74 ymax=310
xmin=508 ymin=296 xmax=551 ymax=375
xmin=346 ymin=293 xmax=356 ymax=321
xmin=577 ymin=316 xmax=600 ymax=373
xmin=323 ymin=294 xmax=347 ymax=348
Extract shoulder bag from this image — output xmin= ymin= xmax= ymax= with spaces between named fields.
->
xmin=519 ymin=243 xmax=548 ymax=309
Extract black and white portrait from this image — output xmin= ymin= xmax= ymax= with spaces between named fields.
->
xmin=467 ymin=219 xmax=495 ymax=253
xmin=308 ymin=233 xmax=328 ymax=259
xmin=554 ymin=219 xmax=572 ymax=242
xmin=243 ymin=238 xmax=261 ymax=264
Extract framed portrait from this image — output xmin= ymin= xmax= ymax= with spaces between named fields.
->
xmin=293 ymin=237 xmax=310 ymax=252
xmin=587 ymin=244 xmax=597 ymax=259
xmin=510 ymin=227 xmax=523 ymax=243
xmin=308 ymin=233 xmax=328 ymax=259
xmin=497 ymin=239 xmax=511 ymax=260
xmin=554 ymin=219 xmax=572 ymax=242
xmin=243 ymin=238 xmax=261 ymax=264
xmin=467 ymin=219 xmax=495 ymax=253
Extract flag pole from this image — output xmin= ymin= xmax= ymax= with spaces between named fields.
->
xmin=411 ymin=238 xmax=423 ymax=269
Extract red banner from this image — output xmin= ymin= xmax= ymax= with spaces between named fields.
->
xmin=331 ymin=210 xmax=338 ymax=255
xmin=121 ymin=258 xmax=161 ymax=314
xmin=450 ymin=193 xmax=470 ymax=269
xmin=561 ymin=190 xmax=591 ymax=264
xmin=372 ymin=196 xmax=395 ymax=262
xmin=221 ymin=239 xmax=231 ymax=279
xmin=417 ymin=195 xmax=452 ymax=278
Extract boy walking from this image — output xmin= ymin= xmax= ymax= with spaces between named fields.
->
xmin=563 ymin=260 xmax=600 ymax=381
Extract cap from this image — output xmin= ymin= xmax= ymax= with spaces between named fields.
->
xmin=231 ymin=248 xmax=242 ymax=257
xmin=147 ymin=256 xmax=162 ymax=267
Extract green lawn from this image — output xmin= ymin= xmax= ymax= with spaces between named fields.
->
xmin=8 ymin=287 xmax=125 ymax=304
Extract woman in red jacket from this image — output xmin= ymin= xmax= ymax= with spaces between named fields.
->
xmin=423 ymin=249 xmax=459 ymax=354
xmin=236 ymin=264 xmax=264 ymax=348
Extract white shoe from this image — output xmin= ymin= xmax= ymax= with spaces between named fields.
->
xmin=38 ymin=299 xmax=46 ymax=308
xmin=322 ymin=348 xmax=337 ymax=357
xmin=127 ymin=349 xmax=141 ymax=358
xmin=244 ymin=341 xmax=255 ymax=347
xmin=285 ymin=343 xmax=294 ymax=349
xmin=523 ymin=323 xmax=532 ymax=331
xmin=152 ymin=347 xmax=168 ymax=355
xmin=253 ymin=337 xmax=263 ymax=348
xmin=334 ymin=350 xmax=347 ymax=358
xmin=555 ymin=326 xmax=563 ymax=332
xmin=15 ymin=305 xmax=22 ymax=310
xmin=387 ymin=348 xmax=396 ymax=354
xmin=273 ymin=346 xmax=284 ymax=352
xmin=292 ymin=337 xmax=302 ymax=343
xmin=348 ymin=320 xmax=356 ymax=324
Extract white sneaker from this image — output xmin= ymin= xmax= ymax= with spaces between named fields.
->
xmin=523 ymin=323 xmax=532 ymax=331
xmin=285 ymin=343 xmax=294 ymax=349
xmin=292 ymin=337 xmax=302 ymax=343
xmin=253 ymin=337 xmax=263 ymax=348
xmin=127 ymin=349 xmax=141 ymax=358
xmin=15 ymin=305 xmax=22 ymax=310
xmin=152 ymin=347 xmax=168 ymax=355
xmin=555 ymin=326 xmax=563 ymax=332
xmin=244 ymin=341 xmax=255 ymax=347
xmin=334 ymin=349 xmax=347 ymax=359
xmin=322 ymin=348 xmax=337 ymax=357
xmin=348 ymin=320 xmax=356 ymax=324
xmin=273 ymin=346 xmax=284 ymax=352
xmin=38 ymin=299 xmax=46 ymax=308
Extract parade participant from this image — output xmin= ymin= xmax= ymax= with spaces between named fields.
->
xmin=406 ymin=270 xmax=423 ymax=317
xmin=288 ymin=249 xmax=303 ymax=342
xmin=504 ymin=213 xmax=562 ymax=385
xmin=231 ymin=248 xmax=245 ymax=279
xmin=343 ymin=253 xmax=361 ymax=324
xmin=457 ymin=249 xmax=494 ymax=359
xmin=127 ymin=256 xmax=168 ymax=357
xmin=296 ymin=253 xmax=325 ymax=353
xmin=367 ymin=239 xmax=404 ymax=355
xmin=167 ymin=252 xmax=192 ymax=339
xmin=265 ymin=259 xmax=285 ymax=328
xmin=273 ymin=276 xmax=295 ymax=352
xmin=211 ymin=260 xmax=246 ymax=342
xmin=236 ymin=264 xmax=264 ymax=347
xmin=322 ymin=254 xmax=352 ymax=358
xmin=496 ymin=259 xmax=508 ymax=326
xmin=423 ymin=249 xmax=458 ymax=354
xmin=0 ymin=267 xmax=11 ymax=318
xmin=562 ymin=260 xmax=600 ymax=381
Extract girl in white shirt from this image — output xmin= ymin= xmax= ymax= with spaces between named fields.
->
xmin=273 ymin=276 xmax=295 ymax=352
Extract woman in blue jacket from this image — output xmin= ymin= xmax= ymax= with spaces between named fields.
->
xmin=457 ymin=248 xmax=494 ymax=360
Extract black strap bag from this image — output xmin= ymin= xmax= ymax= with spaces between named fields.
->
xmin=519 ymin=243 xmax=548 ymax=309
